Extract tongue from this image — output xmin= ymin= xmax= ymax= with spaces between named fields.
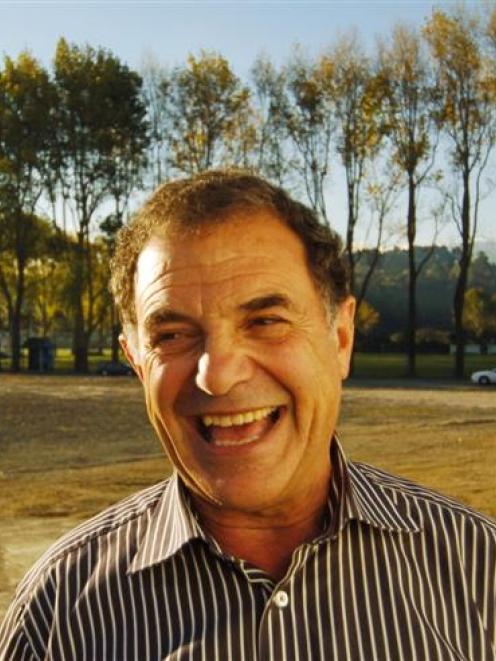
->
xmin=209 ymin=416 xmax=273 ymax=444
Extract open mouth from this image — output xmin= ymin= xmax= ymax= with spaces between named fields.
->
xmin=196 ymin=406 xmax=282 ymax=447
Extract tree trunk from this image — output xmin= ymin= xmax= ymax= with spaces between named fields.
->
xmin=0 ymin=268 xmax=13 ymax=371
xmin=73 ymin=302 xmax=89 ymax=373
xmin=346 ymin=178 xmax=356 ymax=296
xmin=346 ymin=177 xmax=356 ymax=376
xmin=453 ymin=262 xmax=468 ymax=379
xmin=10 ymin=312 xmax=22 ymax=372
xmin=110 ymin=303 xmax=120 ymax=363
xmin=73 ymin=232 xmax=89 ymax=373
xmin=10 ymin=251 xmax=26 ymax=372
xmin=454 ymin=168 xmax=471 ymax=379
xmin=407 ymin=174 xmax=417 ymax=378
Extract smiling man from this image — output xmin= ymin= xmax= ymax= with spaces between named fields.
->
xmin=123 ymin=204 xmax=355 ymax=582
xmin=1 ymin=171 xmax=495 ymax=660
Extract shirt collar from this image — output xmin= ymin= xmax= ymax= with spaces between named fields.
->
xmin=329 ymin=436 xmax=421 ymax=535
xmin=129 ymin=437 xmax=420 ymax=574
xmin=128 ymin=473 xmax=204 ymax=574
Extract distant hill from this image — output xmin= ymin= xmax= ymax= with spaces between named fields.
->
xmin=474 ymin=241 xmax=496 ymax=264
xmin=354 ymin=246 xmax=496 ymax=337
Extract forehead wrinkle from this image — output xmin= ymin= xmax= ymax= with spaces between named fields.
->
xmin=197 ymin=269 xmax=296 ymax=316
xmin=162 ymin=255 xmax=293 ymax=297
xmin=139 ymin=252 xmax=256 ymax=290
xmin=136 ymin=273 xmax=172 ymax=321
xmin=139 ymin=226 xmax=302 ymax=287
xmin=141 ymin=268 xmax=304 ymax=326
xmin=134 ymin=256 xmax=172 ymax=311
xmin=135 ymin=236 xmax=312 ymax=327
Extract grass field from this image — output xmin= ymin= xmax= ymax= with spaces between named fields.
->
xmin=353 ymin=352 xmax=495 ymax=379
xmin=2 ymin=348 xmax=494 ymax=378
xmin=0 ymin=373 xmax=495 ymax=618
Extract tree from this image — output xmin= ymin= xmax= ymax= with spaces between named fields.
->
xmin=0 ymin=215 xmax=56 ymax=358
xmin=326 ymin=35 xmax=386 ymax=295
xmin=0 ymin=53 xmax=57 ymax=370
xmin=141 ymin=55 xmax=174 ymax=187
xmin=53 ymin=39 xmax=149 ymax=372
xmin=356 ymin=299 xmax=380 ymax=339
xmin=356 ymin=170 xmax=401 ymax=312
xmin=469 ymin=251 xmax=496 ymax=289
xmin=24 ymin=257 xmax=69 ymax=339
xmin=251 ymin=55 xmax=292 ymax=186
xmin=283 ymin=53 xmax=334 ymax=220
xmin=104 ymin=96 xmax=149 ymax=363
xmin=19 ymin=225 xmax=72 ymax=343
xmin=463 ymin=287 xmax=495 ymax=342
xmin=168 ymin=51 xmax=254 ymax=174
xmin=424 ymin=8 xmax=496 ymax=377
xmin=100 ymin=214 xmax=126 ymax=362
xmin=380 ymin=25 xmax=438 ymax=376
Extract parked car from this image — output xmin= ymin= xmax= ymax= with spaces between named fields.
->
xmin=470 ymin=368 xmax=496 ymax=385
xmin=95 ymin=361 xmax=134 ymax=376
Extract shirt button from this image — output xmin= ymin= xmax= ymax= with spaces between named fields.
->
xmin=273 ymin=590 xmax=289 ymax=608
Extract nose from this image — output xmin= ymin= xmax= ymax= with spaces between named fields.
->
xmin=195 ymin=337 xmax=254 ymax=396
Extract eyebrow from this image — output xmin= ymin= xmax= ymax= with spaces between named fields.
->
xmin=144 ymin=310 xmax=194 ymax=335
xmin=144 ymin=293 xmax=293 ymax=333
xmin=239 ymin=294 xmax=293 ymax=313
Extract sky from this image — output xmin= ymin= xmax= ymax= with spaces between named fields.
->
xmin=0 ymin=0 xmax=493 ymax=250
xmin=0 ymin=2 xmax=440 ymax=76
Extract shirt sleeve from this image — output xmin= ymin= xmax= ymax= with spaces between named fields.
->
xmin=0 ymin=600 xmax=36 ymax=661
xmin=462 ymin=513 xmax=496 ymax=651
xmin=0 ymin=559 xmax=57 ymax=661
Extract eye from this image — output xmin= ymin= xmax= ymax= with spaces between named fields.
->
xmin=250 ymin=316 xmax=283 ymax=326
xmin=150 ymin=328 xmax=200 ymax=353
xmin=246 ymin=315 xmax=289 ymax=339
xmin=158 ymin=330 xmax=187 ymax=341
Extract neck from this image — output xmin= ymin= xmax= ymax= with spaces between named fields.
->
xmin=191 ymin=492 xmax=329 ymax=582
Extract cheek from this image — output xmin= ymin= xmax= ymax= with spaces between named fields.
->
xmin=140 ymin=357 xmax=188 ymax=463
xmin=285 ymin=335 xmax=340 ymax=414
xmin=261 ymin=340 xmax=328 ymax=410
xmin=141 ymin=354 xmax=172 ymax=417
xmin=259 ymin=344 xmax=301 ymax=391
xmin=143 ymin=352 xmax=195 ymax=420
xmin=271 ymin=332 xmax=335 ymax=381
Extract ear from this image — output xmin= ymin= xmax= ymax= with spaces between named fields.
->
xmin=119 ymin=332 xmax=144 ymax=382
xmin=335 ymin=296 xmax=356 ymax=380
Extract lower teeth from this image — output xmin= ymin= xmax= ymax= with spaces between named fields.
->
xmin=214 ymin=434 xmax=260 ymax=447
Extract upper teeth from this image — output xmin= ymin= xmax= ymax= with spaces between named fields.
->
xmin=201 ymin=406 xmax=276 ymax=427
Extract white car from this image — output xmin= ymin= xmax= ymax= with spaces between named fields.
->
xmin=470 ymin=368 xmax=496 ymax=385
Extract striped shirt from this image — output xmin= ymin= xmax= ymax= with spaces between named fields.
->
xmin=1 ymin=438 xmax=495 ymax=661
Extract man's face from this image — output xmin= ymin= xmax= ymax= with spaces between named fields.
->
xmin=123 ymin=210 xmax=355 ymax=518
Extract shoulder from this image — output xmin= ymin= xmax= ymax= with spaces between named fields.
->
xmin=0 ymin=481 xmax=171 ymax=657
xmin=349 ymin=460 xmax=496 ymax=536
xmin=14 ymin=479 xmax=170 ymax=606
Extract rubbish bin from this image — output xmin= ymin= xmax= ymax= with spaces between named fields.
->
xmin=25 ymin=337 xmax=55 ymax=372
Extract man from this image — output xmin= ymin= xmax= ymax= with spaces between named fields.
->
xmin=1 ymin=170 xmax=495 ymax=660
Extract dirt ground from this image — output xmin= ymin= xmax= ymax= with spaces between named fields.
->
xmin=0 ymin=374 xmax=495 ymax=619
